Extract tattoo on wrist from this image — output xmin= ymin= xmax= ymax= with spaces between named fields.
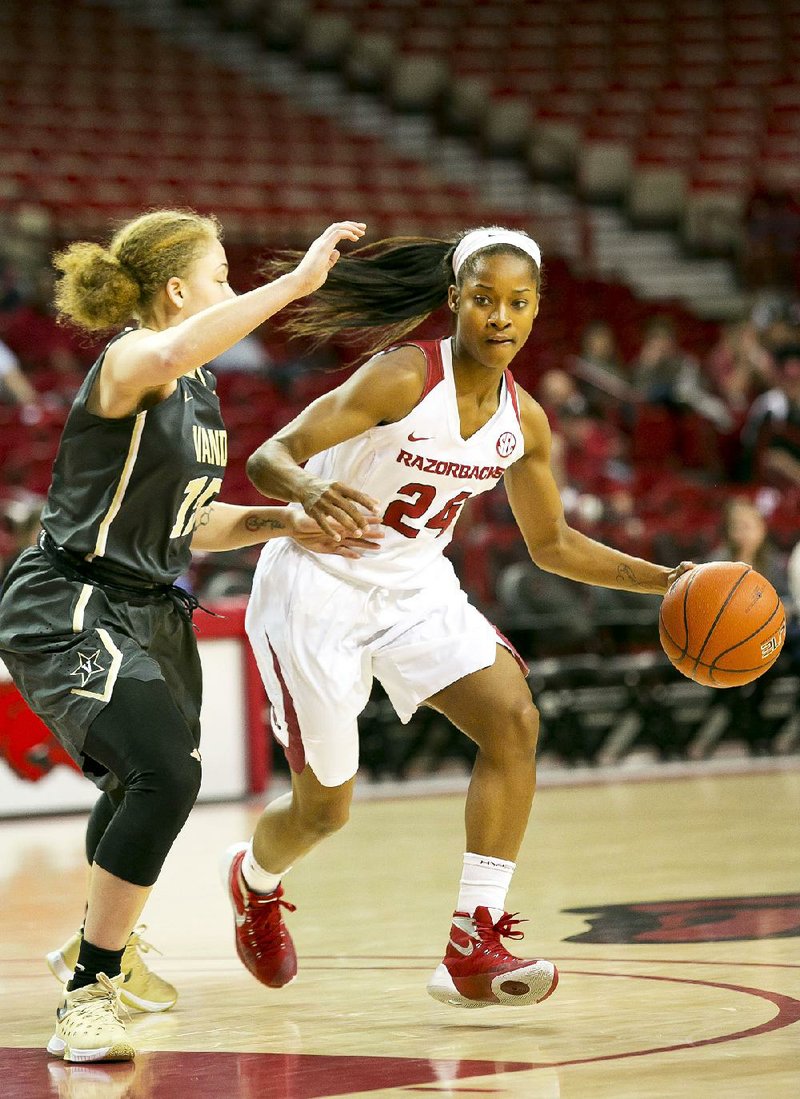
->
xmin=617 ymin=563 xmax=639 ymax=586
xmin=245 ymin=516 xmax=284 ymax=532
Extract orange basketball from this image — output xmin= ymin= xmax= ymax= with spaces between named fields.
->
xmin=659 ymin=562 xmax=786 ymax=688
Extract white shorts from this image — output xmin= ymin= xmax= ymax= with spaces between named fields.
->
xmin=245 ymin=540 xmax=524 ymax=787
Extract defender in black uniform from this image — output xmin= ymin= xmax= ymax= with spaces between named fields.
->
xmin=3 ymin=339 xmax=227 ymax=765
xmin=0 ymin=210 xmax=373 ymax=1062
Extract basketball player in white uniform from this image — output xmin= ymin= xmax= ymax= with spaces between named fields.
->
xmin=222 ymin=228 xmax=693 ymax=1008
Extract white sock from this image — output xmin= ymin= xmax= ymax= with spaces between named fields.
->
xmin=456 ymin=852 xmax=516 ymax=915
xmin=241 ymin=841 xmax=287 ymax=895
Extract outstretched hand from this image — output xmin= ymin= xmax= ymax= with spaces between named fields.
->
xmin=289 ymin=511 xmax=384 ymax=559
xmin=293 ymin=221 xmax=367 ymax=296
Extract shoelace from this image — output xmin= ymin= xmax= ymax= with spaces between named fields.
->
xmin=244 ymin=892 xmax=297 ymax=952
xmin=67 ymin=974 xmax=129 ymax=1023
xmin=127 ymin=925 xmax=162 ymax=959
xmin=476 ymin=912 xmax=528 ymax=958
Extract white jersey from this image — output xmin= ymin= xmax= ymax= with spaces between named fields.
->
xmin=301 ymin=336 xmax=525 ymax=590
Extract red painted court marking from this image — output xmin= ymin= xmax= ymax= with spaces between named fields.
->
xmin=4 ymin=966 xmax=799 ymax=1097
xmin=4 ymin=958 xmax=798 ymax=1097
xmin=539 ymin=969 xmax=800 ymax=1068
xmin=0 ymin=1050 xmax=532 ymax=1099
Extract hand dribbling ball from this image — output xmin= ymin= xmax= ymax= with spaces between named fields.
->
xmin=659 ymin=562 xmax=786 ymax=688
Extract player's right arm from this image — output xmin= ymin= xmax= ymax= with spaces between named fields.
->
xmin=99 ymin=222 xmax=366 ymax=412
xmin=247 ymin=345 xmax=427 ymax=537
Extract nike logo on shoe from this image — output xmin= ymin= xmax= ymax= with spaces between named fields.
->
xmin=184 ymin=392 xmax=193 ymax=402
xmin=408 ymin=433 xmax=431 ymax=442
xmin=449 ymin=914 xmax=478 ymax=956
xmin=448 ymin=936 xmax=474 ymax=956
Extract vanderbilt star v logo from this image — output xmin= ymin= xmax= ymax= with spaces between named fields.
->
xmin=70 ymin=650 xmax=105 ymax=687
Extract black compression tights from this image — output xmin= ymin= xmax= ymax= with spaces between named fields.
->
xmin=82 ymin=677 xmax=202 ymax=887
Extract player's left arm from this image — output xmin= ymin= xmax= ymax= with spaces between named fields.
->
xmin=190 ymin=501 xmax=382 ymax=558
xmin=505 ymin=390 xmax=690 ymax=595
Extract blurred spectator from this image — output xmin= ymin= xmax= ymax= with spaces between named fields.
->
xmin=0 ymin=258 xmax=23 ymax=313
xmin=567 ymin=320 xmax=636 ymax=419
xmin=536 ymin=368 xmax=587 ymax=427
xmin=787 ymin=537 xmax=800 ymax=653
xmin=0 ymin=337 xmax=40 ymax=413
xmin=740 ymin=188 xmax=800 ymax=291
xmin=785 ymin=538 xmax=800 ymax=670
xmin=631 ymin=316 xmax=733 ymax=432
xmin=741 ymin=344 xmax=800 ymax=486
xmin=534 ymin=369 xmax=587 ymax=492
xmin=706 ymin=319 xmax=774 ymax=418
xmin=789 ymin=539 xmax=800 ymax=611
xmin=708 ymin=497 xmax=790 ymax=601
xmin=208 ymin=332 xmax=273 ymax=374
xmin=0 ymin=493 xmax=44 ymax=587
xmin=495 ymin=560 xmax=594 ymax=654
xmin=750 ymin=291 xmax=800 ymax=356
xmin=558 ymin=400 xmax=633 ymax=491
xmin=0 ymin=266 xmax=91 ymax=377
xmin=535 ymin=368 xmax=632 ymax=495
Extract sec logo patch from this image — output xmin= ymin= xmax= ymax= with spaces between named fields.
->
xmin=496 ymin=431 xmax=516 ymax=458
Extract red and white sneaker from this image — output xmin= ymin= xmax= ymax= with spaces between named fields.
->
xmin=221 ymin=843 xmax=297 ymax=989
xmin=427 ymin=907 xmax=558 ymax=1008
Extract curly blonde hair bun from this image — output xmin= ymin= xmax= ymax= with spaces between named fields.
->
xmin=53 ymin=209 xmax=221 ymax=332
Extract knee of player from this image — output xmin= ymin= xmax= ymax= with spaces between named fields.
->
xmin=297 ymin=795 xmax=350 ymax=838
xmin=132 ymin=754 xmax=202 ymax=816
xmin=501 ymin=698 xmax=540 ymax=758
xmin=175 ymin=755 xmax=203 ymax=812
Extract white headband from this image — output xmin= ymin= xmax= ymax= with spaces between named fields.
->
xmin=451 ymin=228 xmax=542 ymax=278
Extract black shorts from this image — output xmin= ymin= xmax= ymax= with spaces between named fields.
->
xmin=0 ymin=546 xmax=202 ymax=783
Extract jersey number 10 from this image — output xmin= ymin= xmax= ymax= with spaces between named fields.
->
xmin=170 ymin=475 xmax=224 ymax=539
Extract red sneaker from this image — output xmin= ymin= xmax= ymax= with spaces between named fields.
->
xmin=222 ymin=844 xmax=297 ymax=988
xmin=427 ymin=907 xmax=558 ymax=1008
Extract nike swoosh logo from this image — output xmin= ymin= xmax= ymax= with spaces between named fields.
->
xmin=408 ymin=433 xmax=431 ymax=442
xmin=449 ymin=937 xmax=474 ymax=957
xmin=184 ymin=392 xmax=193 ymax=402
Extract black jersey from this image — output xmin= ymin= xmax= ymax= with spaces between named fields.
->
xmin=41 ymin=332 xmax=227 ymax=585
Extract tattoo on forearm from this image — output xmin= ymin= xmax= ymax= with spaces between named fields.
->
xmin=245 ymin=516 xmax=284 ymax=532
xmin=617 ymin=563 xmax=639 ymax=586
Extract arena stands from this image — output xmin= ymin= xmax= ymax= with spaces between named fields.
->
xmin=1 ymin=0 xmax=798 ymax=770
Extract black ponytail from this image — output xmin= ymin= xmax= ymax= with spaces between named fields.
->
xmin=259 ymin=228 xmax=542 ymax=355
xmin=260 ymin=236 xmax=456 ymax=353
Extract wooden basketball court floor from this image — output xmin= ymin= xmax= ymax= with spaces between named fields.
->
xmin=2 ymin=765 xmax=799 ymax=1099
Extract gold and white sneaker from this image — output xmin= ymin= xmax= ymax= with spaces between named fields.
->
xmin=47 ymin=973 xmax=135 ymax=1063
xmin=46 ymin=926 xmax=177 ymax=1013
